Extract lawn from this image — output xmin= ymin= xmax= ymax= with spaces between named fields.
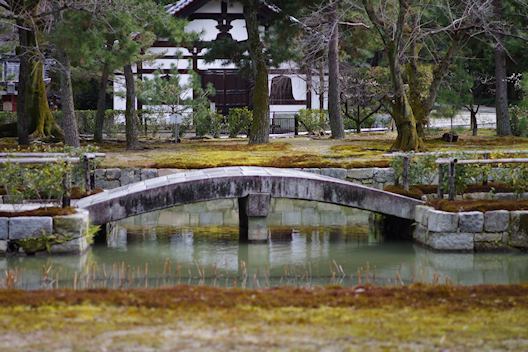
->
xmin=0 ymin=285 xmax=526 ymax=351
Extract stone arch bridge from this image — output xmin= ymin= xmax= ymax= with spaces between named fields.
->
xmin=77 ymin=167 xmax=423 ymax=241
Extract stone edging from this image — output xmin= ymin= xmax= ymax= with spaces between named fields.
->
xmin=0 ymin=209 xmax=90 ymax=256
xmin=413 ymin=205 xmax=528 ymax=251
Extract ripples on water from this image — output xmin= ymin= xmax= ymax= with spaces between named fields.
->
xmin=2 ymin=199 xmax=528 ymax=290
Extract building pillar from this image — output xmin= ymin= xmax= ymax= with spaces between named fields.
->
xmin=238 ymin=193 xmax=271 ymax=242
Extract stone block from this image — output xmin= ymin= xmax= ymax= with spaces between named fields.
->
xmin=120 ymin=169 xmax=139 ymax=186
xmin=484 ymin=210 xmax=510 ymax=232
xmin=50 ymin=236 xmax=89 ymax=254
xmin=105 ymin=168 xmax=121 ymax=181
xmin=0 ymin=218 xmax=8 ymax=240
xmin=373 ymin=168 xmax=395 ymax=184
xmin=9 ymin=217 xmax=53 ymax=240
xmin=414 ymin=205 xmax=433 ymax=226
xmin=199 ymin=212 xmax=223 ymax=225
xmin=98 ymin=180 xmax=121 ymax=190
xmin=413 ymin=224 xmax=428 ymax=245
xmin=244 ymin=193 xmax=271 ymax=217
xmin=428 ymin=233 xmax=474 ymax=251
xmin=509 ymin=211 xmax=528 ymax=249
xmin=427 ymin=210 xmax=458 ymax=233
xmin=475 ymin=232 xmax=503 ymax=242
xmin=140 ymin=169 xmax=158 ymax=180
xmin=53 ymin=210 xmax=89 ymax=238
xmin=458 ymin=212 xmax=484 ymax=233
xmin=346 ymin=168 xmax=374 ymax=180
xmin=0 ymin=240 xmax=6 ymax=255
xmin=319 ymin=168 xmax=347 ymax=180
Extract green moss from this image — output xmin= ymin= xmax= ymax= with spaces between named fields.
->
xmin=14 ymin=233 xmax=73 ymax=254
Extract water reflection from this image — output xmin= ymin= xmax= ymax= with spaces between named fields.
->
xmin=1 ymin=199 xmax=528 ymax=289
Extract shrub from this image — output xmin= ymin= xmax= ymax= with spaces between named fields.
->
xmin=194 ymin=107 xmax=224 ymax=138
xmin=227 ymin=108 xmax=253 ymax=138
xmin=0 ymin=111 xmax=16 ymax=124
xmin=297 ymin=109 xmax=328 ymax=134
xmin=510 ymin=106 xmax=528 ymax=137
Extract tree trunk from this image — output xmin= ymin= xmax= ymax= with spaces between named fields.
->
xmin=57 ymin=48 xmax=80 ymax=147
xmin=124 ymin=64 xmax=140 ymax=149
xmin=244 ymin=0 xmax=269 ymax=145
xmin=494 ymin=0 xmax=512 ymax=136
xmin=319 ymin=62 xmax=325 ymax=111
xmin=16 ymin=20 xmax=30 ymax=145
xmin=327 ymin=1 xmax=345 ymax=139
xmin=94 ymin=63 xmax=110 ymax=143
xmin=387 ymin=44 xmax=422 ymax=151
xmin=470 ymin=109 xmax=478 ymax=136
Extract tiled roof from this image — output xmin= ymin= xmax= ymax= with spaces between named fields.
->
xmin=165 ymin=0 xmax=284 ymax=16
xmin=165 ymin=0 xmax=195 ymax=15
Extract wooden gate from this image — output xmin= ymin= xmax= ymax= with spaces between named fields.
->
xmin=201 ymin=70 xmax=251 ymax=115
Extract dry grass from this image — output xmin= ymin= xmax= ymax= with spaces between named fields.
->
xmin=0 ymin=285 xmax=527 ymax=351
xmin=0 ymin=207 xmax=76 ymax=217
xmin=429 ymin=199 xmax=528 ymax=212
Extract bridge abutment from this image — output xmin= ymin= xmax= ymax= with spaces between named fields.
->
xmin=238 ymin=193 xmax=271 ymax=242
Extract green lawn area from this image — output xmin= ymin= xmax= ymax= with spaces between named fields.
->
xmin=0 ymin=285 xmax=526 ymax=351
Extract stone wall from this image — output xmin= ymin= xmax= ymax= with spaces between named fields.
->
xmin=413 ymin=205 xmax=528 ymax=251
xmin=95 ymin=167 xmax=396 ymax=190
xmin=0 ymin=209 xmax=91 ymax=256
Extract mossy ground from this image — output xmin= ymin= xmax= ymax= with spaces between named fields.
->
xmin=0 ymin=285 xmax=526 ymax=351
xmin=2 ymin=129 xmax=528 ymax=169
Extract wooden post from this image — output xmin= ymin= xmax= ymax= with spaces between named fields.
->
xmin=173 ymin=123 xmax=180 ymax=143
xmin=294 ymin=114 xmax=299 ymax=136
xmin=402 ymin=155 xmax=410 ymax=192
xmin=437 ymin=164 xmax=444 ymax=199
xmin=62 ymin=171 xmax=71 ymax=208
xmin=483 ymin=152 xmax=490 ymax=185
xmin=82 ymin=155 xmax=91 ymax=192
xmin=448 ymin=159 xmax=457 ymax=201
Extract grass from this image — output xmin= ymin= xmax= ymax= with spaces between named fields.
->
xmin=0 ymin=285 xmax=526 ymax=351
xmin=0 ymin=207 xmax=76 ymax=217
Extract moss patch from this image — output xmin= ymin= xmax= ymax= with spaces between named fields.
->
xmin=0 ymin=207 xmax=76 ymax=218
xmin=429 ymin=199 xmax=528 ymax=212
xmin=0 ymin=285 xmax=526 ymax=351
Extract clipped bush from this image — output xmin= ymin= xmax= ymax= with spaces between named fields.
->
xmin=510 ymin=106 xmax=528 ymax=137
xmin=297 ymin=109 xmax=328 ymax=135
xmin=194 ymin=107 xmax=225 ymax=138
xmin=227 ymin=107 xmax=253 ymax=138
xmin=0 ymin=111 xmax=16 ymax=124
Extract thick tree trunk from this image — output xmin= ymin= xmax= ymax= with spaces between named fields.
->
xmin=94 ymin=63 xmax=110 ymax=143
xmin=327 ymin=2 xmax=345 ymax=139
xmin=244 ymin=0 xmax=269 ymax=145
xmin=387 ymin=45 xmax=422 ymax=151
xmin=494 ymin=0 xmax=512 ymax=136
xmin=57 ymin=49 xmax=80 ymax=147
xmin=16 ymin=21 xmax=30 ymax=145
xmin=124 ymin=64 xmax=140 ymax=149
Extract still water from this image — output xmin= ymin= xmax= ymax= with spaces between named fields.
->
xmin=3 ymin=199 xmax=528 ymax=289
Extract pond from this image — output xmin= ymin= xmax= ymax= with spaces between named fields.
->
xmin=3 ymin=199 xmax=528 ymax=289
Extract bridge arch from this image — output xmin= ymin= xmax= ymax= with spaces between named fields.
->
xmin=77 ymin=167 xmax=423 ymax=227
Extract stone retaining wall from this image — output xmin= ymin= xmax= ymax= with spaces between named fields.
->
xmin=0 ymin=209 xmax=91 ymax=256
xmin=413 ymin=205 xmax=528 ymax=251
xmin=95 ymin=167 xmax=396 ymax=190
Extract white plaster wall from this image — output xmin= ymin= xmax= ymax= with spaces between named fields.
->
xmin=198 ymin=59 xmax=237 ymax=70
xmin=113 ymin=75 xmax=126 ymax=111
xmin=143 ymin=58 xmax=190 ymax=70
xmin=230 ymin=19 xmax=248 ymax=41
xmin=186 ymin=20 xmax=219 ymax=41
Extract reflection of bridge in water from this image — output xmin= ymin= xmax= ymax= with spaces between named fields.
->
xmin=78 ymin=167 xmax=423 ymax=241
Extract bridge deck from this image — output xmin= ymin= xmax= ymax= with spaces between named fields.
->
xmin=77 ymin=167 xmax=423 ymax=225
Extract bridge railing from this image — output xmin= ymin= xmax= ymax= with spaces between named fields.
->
xmin=0 ymin=153 xmax=105 ymax=207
